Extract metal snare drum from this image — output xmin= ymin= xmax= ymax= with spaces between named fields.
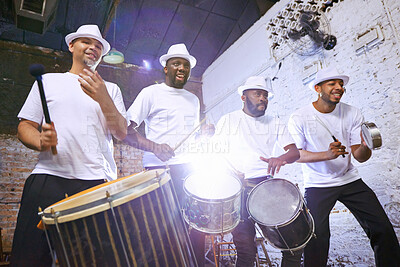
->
xmin=183 ymin=174 xmax=242 ymax=234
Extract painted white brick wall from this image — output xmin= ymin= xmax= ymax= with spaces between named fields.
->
xmin=203 ymin=0 xmax=400 ymax=265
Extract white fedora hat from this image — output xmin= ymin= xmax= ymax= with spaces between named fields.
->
xmin=309 ymin=66 xmax=349 ymax=90
xmin=65 ymin=24 xmax=111 ymax=56
xmin=238 ymin=76 xmax=274 ymax=99
xmin=159 ymin=43 xmax=197 ymax=68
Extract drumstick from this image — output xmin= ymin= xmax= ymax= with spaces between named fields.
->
xmin=173 ymin=117 xmax=207 ymax=152
xmin=29 ymin=64 xmax=57 ymax=155
xmin=314 ymin=115 xmax=344 ymax=158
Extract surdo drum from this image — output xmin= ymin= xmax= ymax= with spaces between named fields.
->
xmin=40 ymin=169 xmax=197 ymax=267
xmin=247 ymin=178 xmax=315 ymax=251
xmin=182 ymin=174 xmax=242 ymax=234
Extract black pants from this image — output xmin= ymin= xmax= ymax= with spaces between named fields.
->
xmin=233 ymin=178 xmax=303 ymax=267
xmin=10 ymin=174 xmax=104 ymax=267
xmin=146 ymin=164 xmax=205 ymax=267
xmin=304 ymin=179 xmax=400 ymax=267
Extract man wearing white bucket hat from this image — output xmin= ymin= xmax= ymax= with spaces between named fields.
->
xmin=11 ymin=24 xmax=127 ymax=266
xmin=214 ymin=75 xmax=301 ymax=266
xmin=125 ymin=43 xmax=209 ymax=266
xmin=288 ymin=67 xmax=400 ymax=266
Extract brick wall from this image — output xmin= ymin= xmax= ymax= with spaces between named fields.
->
xmin=202 ymin=0 xmax=400 ymax=265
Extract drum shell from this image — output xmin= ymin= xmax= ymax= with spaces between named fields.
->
xmin=182 ymin=176 xmax=242 ymax=234
xmin=258 ymin=204 xmax=314 ymax=251
xmin=42 ymin=171 xmax=196 ymax=267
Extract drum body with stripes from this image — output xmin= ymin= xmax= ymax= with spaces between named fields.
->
xmin=247 ymin=178 xmax=314 ymax=251
xmin=41 ymin=169 xmax=196 ymax=267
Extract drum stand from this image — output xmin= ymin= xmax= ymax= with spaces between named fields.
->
xmin=205 ymin=234 xmax=237 ymax=267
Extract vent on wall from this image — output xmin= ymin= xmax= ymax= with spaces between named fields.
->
xmin=13 ymin=0 xmax=59 ymax=34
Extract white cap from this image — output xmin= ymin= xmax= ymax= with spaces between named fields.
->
xmin=309 ymin=66 xmax=349 ymax=90
xmin=238 ymin=76 xmax=274 ymax=99
xmin=159 ymin=43 xmax=197 ymax=68
xmin=65 ymin=24 xmax=110 ymax=56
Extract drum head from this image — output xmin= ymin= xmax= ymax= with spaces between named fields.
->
xmin=247 ymin=178 xmax=301 ymax=226
xmin=184 ymin=174 xmax=241 ymax=201
xmin=42 ymin=169 xmax=170 ymax=224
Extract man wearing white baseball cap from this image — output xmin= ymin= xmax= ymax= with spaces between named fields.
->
xmin=11 ymin=24 xmax=127 ymax=266
xmin=214 ymin=75 xmax=301 ymax=266
xmin=288 ymin=67 xmax=400 ymax=266
xmin=124 ymin=43 xmax=210 ymax=266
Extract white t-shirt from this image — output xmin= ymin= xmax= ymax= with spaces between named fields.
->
xmin=126 ymin=83 xmax=200 ymax=167
xmin=214 ymin=110 xmax=295 ymax=179
xmin=18 ymin=72 xmax=127 ymax=181
xmin=288 ymin=102 xmax=363 ymax=188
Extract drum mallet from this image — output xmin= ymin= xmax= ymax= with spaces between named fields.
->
xmin=314 ymin=115 xmax=344 ymax=158
xmin=29 ymin=64 xmax=57 ymax=155
xmin=173 ymin=117 xmax=207 ymax=151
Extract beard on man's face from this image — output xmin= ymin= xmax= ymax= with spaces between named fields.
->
xmin=245 ymin=97 xmax=266 ymax=117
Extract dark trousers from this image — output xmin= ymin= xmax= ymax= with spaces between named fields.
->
xmin=10 ymin=174 xmax=104 ymax=267
xmin=233 ymin=178 xmax=303 ymax=267
xmin=146 ymin=163 xmax=205 ymax=267
xmin=304 ymin=179 xmax=400 ymax=267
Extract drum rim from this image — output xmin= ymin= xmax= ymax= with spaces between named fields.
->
xmin=183 ymin=175 xmax=243 ymax=202
xmin=246 ymin=178 xmax=302 ymax=227
xmin=41 ymin=169 xmax=170 ymax=224
xmin=183 ymin=215 xmax=241 ymax=235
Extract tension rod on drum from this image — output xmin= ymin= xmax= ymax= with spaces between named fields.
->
xmin=38 ymin=207 xmax=56 ymax=265
xmin=52 ymin=208 xmax=72 ymax=267
xmin=106 ymin=191 xmax=132 ymax=267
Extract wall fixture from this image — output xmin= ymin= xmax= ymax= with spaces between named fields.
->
xmin=354 ymin=25 xmax=384 ymax=55
xmin=103 ymin=5 xmax=124 ymax=64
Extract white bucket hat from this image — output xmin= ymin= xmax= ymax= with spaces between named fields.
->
xmin=65 ymin=24 xmax=111 ymax=56
xmin=159 ymin=43 xmax=197 ymax=68
xmin=309 ymin=66 xmax=349 ymax=90
xmin=238 ymin=76 xmax=274 ymax=99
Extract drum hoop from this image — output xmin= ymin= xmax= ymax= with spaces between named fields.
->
xmin=41 ymin=169 xmax=170 ymax=224
xmin=247 ymin=178 xmax=303 ymax=227
xmin=183 ymin=176 xmax=243 ymax=202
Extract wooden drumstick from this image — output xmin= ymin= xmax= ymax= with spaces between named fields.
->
xmin=173 ymin=117 xmax=207 ymax=152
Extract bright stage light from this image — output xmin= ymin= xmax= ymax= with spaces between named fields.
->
xmin=143 ymin=60 xmax=151 ymax=70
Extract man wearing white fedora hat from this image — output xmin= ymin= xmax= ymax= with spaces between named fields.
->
xmin=213 ymin=75 xmax=301 ymax=266
xmin=124 ymin=43 xmax=209 ymax=266
xmin=11 ymin=24 xmax=127 ymax=266
xmin=288 ymin=67 xmax=400 ymax=266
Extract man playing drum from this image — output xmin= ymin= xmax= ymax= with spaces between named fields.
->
xmin=214 ymin=76 xmax=302 ymax=266
xmin=124 ymin=43 xmax=211 ymax=266
xmin=12 ymin=24 xmax=128 ymax=266
xmin=288 ymin=67 xmax=400 ymax=266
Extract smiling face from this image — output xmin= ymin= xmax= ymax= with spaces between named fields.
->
xmin=69 ymin=37 xmax=103 ymax=68
xmin=242 ymin=89 xmax=269 ymax=117
xmin=164 ymin=57 xmax=190 ymax=89
xmin=316 ymin=79 xmax=345 ymax=105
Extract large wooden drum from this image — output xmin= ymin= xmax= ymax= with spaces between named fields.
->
xmin=40 ymin=169 xmax=197 ymax=267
